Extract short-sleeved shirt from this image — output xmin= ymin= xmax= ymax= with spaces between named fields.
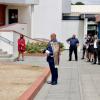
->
xmin=67 ymin=38 xmax=79 ymax=47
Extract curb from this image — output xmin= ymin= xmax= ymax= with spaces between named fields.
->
xmin=18 ymin=68 xmax=50 ymax=100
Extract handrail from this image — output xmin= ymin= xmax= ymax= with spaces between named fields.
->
xmin=0 ymin=35 xmax=14 ymax=46
xmin=14 ymin=31 xmax=49 ymax=42
xmin=0 ymin=30 xmax=49 ymax=43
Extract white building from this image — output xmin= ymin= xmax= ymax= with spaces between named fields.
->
xmin=0 ymin=0 xmax=71 ymax=37
xmin=0 ymin=0 xmax=71 ymax=59
xmin=1 ymin=0 xmax=100 ymax=60
xmin=62 ymin=5 xmax=100 ymax=49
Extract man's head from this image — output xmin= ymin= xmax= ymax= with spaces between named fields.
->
xmin=72 ymin=34 xmax=76 ymax=38
xmin=50 ymin=33 xmax=56 ymax=41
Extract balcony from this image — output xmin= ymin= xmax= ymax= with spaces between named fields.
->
xmin=0 ymin=0 xmax=39 ymax=5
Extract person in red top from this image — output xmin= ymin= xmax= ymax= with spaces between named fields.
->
xmin=17 ymin=34 xmax=26 ymax=61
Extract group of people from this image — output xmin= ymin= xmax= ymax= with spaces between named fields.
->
xmin=17 ymin=33 xmax=100 ymax=86
xmin=17 ymin=33 xmax=60 ymax=85
xmin=82 ymin=35 xmax=100 ymax=65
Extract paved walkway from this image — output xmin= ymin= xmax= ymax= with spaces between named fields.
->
xmin=14 ymin=56 xmax=48 ymax=67
xmin=34 ymin=51 xmax=100 ymax=100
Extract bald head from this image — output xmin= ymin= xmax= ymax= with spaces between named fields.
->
xmin=72 ymin=34 xmax=76 ymax=38
xmin=51 ymin=33 xmax=56 ymax=41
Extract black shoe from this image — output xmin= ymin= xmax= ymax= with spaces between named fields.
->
xmin=69 ymin=59 xmax=71 ymax=61
xmin=87 ymin=59 xmax=90 ymax=62
xmin=92 ymin=62 xmax=96 ymax=64
xmin=81 ymin=58 xmax=84 ymax=59
xmin=51 ymin=81 xmax=57 ymax=85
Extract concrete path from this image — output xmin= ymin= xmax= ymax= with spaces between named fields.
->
xmin=34 ymin=51 xmax=100 ymax=100
xmin=14 ymin=56 xmax=48 ymax=67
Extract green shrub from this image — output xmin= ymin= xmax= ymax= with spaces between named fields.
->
xmin=26 ymin=41 xmax=48 ymax=53
xmin=26 ymin=41 xmax=65 ymax=53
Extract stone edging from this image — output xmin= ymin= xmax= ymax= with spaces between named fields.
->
xmin=18 ymin=68 xmax=50 ymax=100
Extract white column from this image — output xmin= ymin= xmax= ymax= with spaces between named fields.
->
xmin=31 ymin=5 xmax=34 ymax=38
xmin=84 ymin=18 xmax=88 ymax=37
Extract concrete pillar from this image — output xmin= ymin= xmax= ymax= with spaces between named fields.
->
xmin=31 ymin=5 xmax=34 ymax=38
xmin=84 ymin=18 xmax=88 ymax=37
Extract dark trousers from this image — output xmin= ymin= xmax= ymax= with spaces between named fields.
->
xmin=94 ymin=48 xmax=97 ymax=63
xmin=82 ymin=46 xmax=86 ymax=59
xmin=48 ymin=61 xmax=58 ymax=82
xmin=69 ymin=46 xmax=78 ymax=61
xmin=97 ymin=49 xmax=100 ymax=64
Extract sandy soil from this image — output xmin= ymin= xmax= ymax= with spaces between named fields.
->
xmin=0 ymin=63 xmax=44 ymax=100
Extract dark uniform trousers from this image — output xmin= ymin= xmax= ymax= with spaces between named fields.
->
xmin=82 ymin=45 xmax=86 ymax=59
xmin=69 ymin=46 xmax=78 ymax=61
xmin=94 ymin=48 xmax=98 ymax=63
xmin=97 ymin=48 xmax=100 ymax=64
xmin=47 ymin=57 xmax=58 ymax=83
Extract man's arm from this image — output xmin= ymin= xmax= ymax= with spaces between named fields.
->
xmin=43 ymin=43 xmax=53 ymax=56
xmin=66 ymin=38 xmax=71 ymax=44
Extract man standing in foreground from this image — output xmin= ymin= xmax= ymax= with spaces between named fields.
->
xmin=43 ymin=33 xmax=60 ymax=85
xmin=66 ymin=34 xmax=79 ymax=61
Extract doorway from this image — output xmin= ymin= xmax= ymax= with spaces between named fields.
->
xmin=8 ymin=9 xmax=18 ymax=24
xmin=87 ymin=24 xmax=97 ymax=36
xmin=0 ymin=4 xmax=6 ymax=26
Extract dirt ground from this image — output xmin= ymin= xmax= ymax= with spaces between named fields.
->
xmin=0 ymin=63 xmax=44 ymax=100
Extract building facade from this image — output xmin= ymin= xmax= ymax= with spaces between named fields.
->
xmin=0 ymin=0 xmax=71 ymax=39
xmin=62 ymin=5 xmax=100 ymax=49
xmin=1 ymin=1 xmax=100 ymax=56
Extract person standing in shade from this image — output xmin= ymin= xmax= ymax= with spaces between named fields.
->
xmin=97 ymin=39 xmax=100 ymax=65
xmin=66 ymin=34 xmax=79 ymax=61
xmin=43 ymin=33 xmax=60 ymax=85
xmin=93 ymin=35 xmax=98 ymax=64
xmin=17 ymin=34 xmax=26 ymax=61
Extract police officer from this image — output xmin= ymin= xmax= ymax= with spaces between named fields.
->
xmin=43 ymin=33 xmax=60 ymax=85
xmin=66 ymin=34 xmax=79 ymax=61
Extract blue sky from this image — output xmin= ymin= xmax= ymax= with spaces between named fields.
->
xmin=72 ymin=0 xmax=100 ymax=4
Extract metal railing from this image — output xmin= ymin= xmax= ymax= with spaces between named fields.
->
xmin=0 ymin=35 xmax=14 ymax=46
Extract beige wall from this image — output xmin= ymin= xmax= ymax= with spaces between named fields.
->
xmin=6 ymin=5 xmax=31 ymax=36
xmin=71 ymin=5 xmax=100 ymax=14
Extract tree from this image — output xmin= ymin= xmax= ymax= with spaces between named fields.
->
xmin=75 ymin=2 xmax=85 ymax=5
xmin=71 ymin=3 xmax=74 ymax=5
